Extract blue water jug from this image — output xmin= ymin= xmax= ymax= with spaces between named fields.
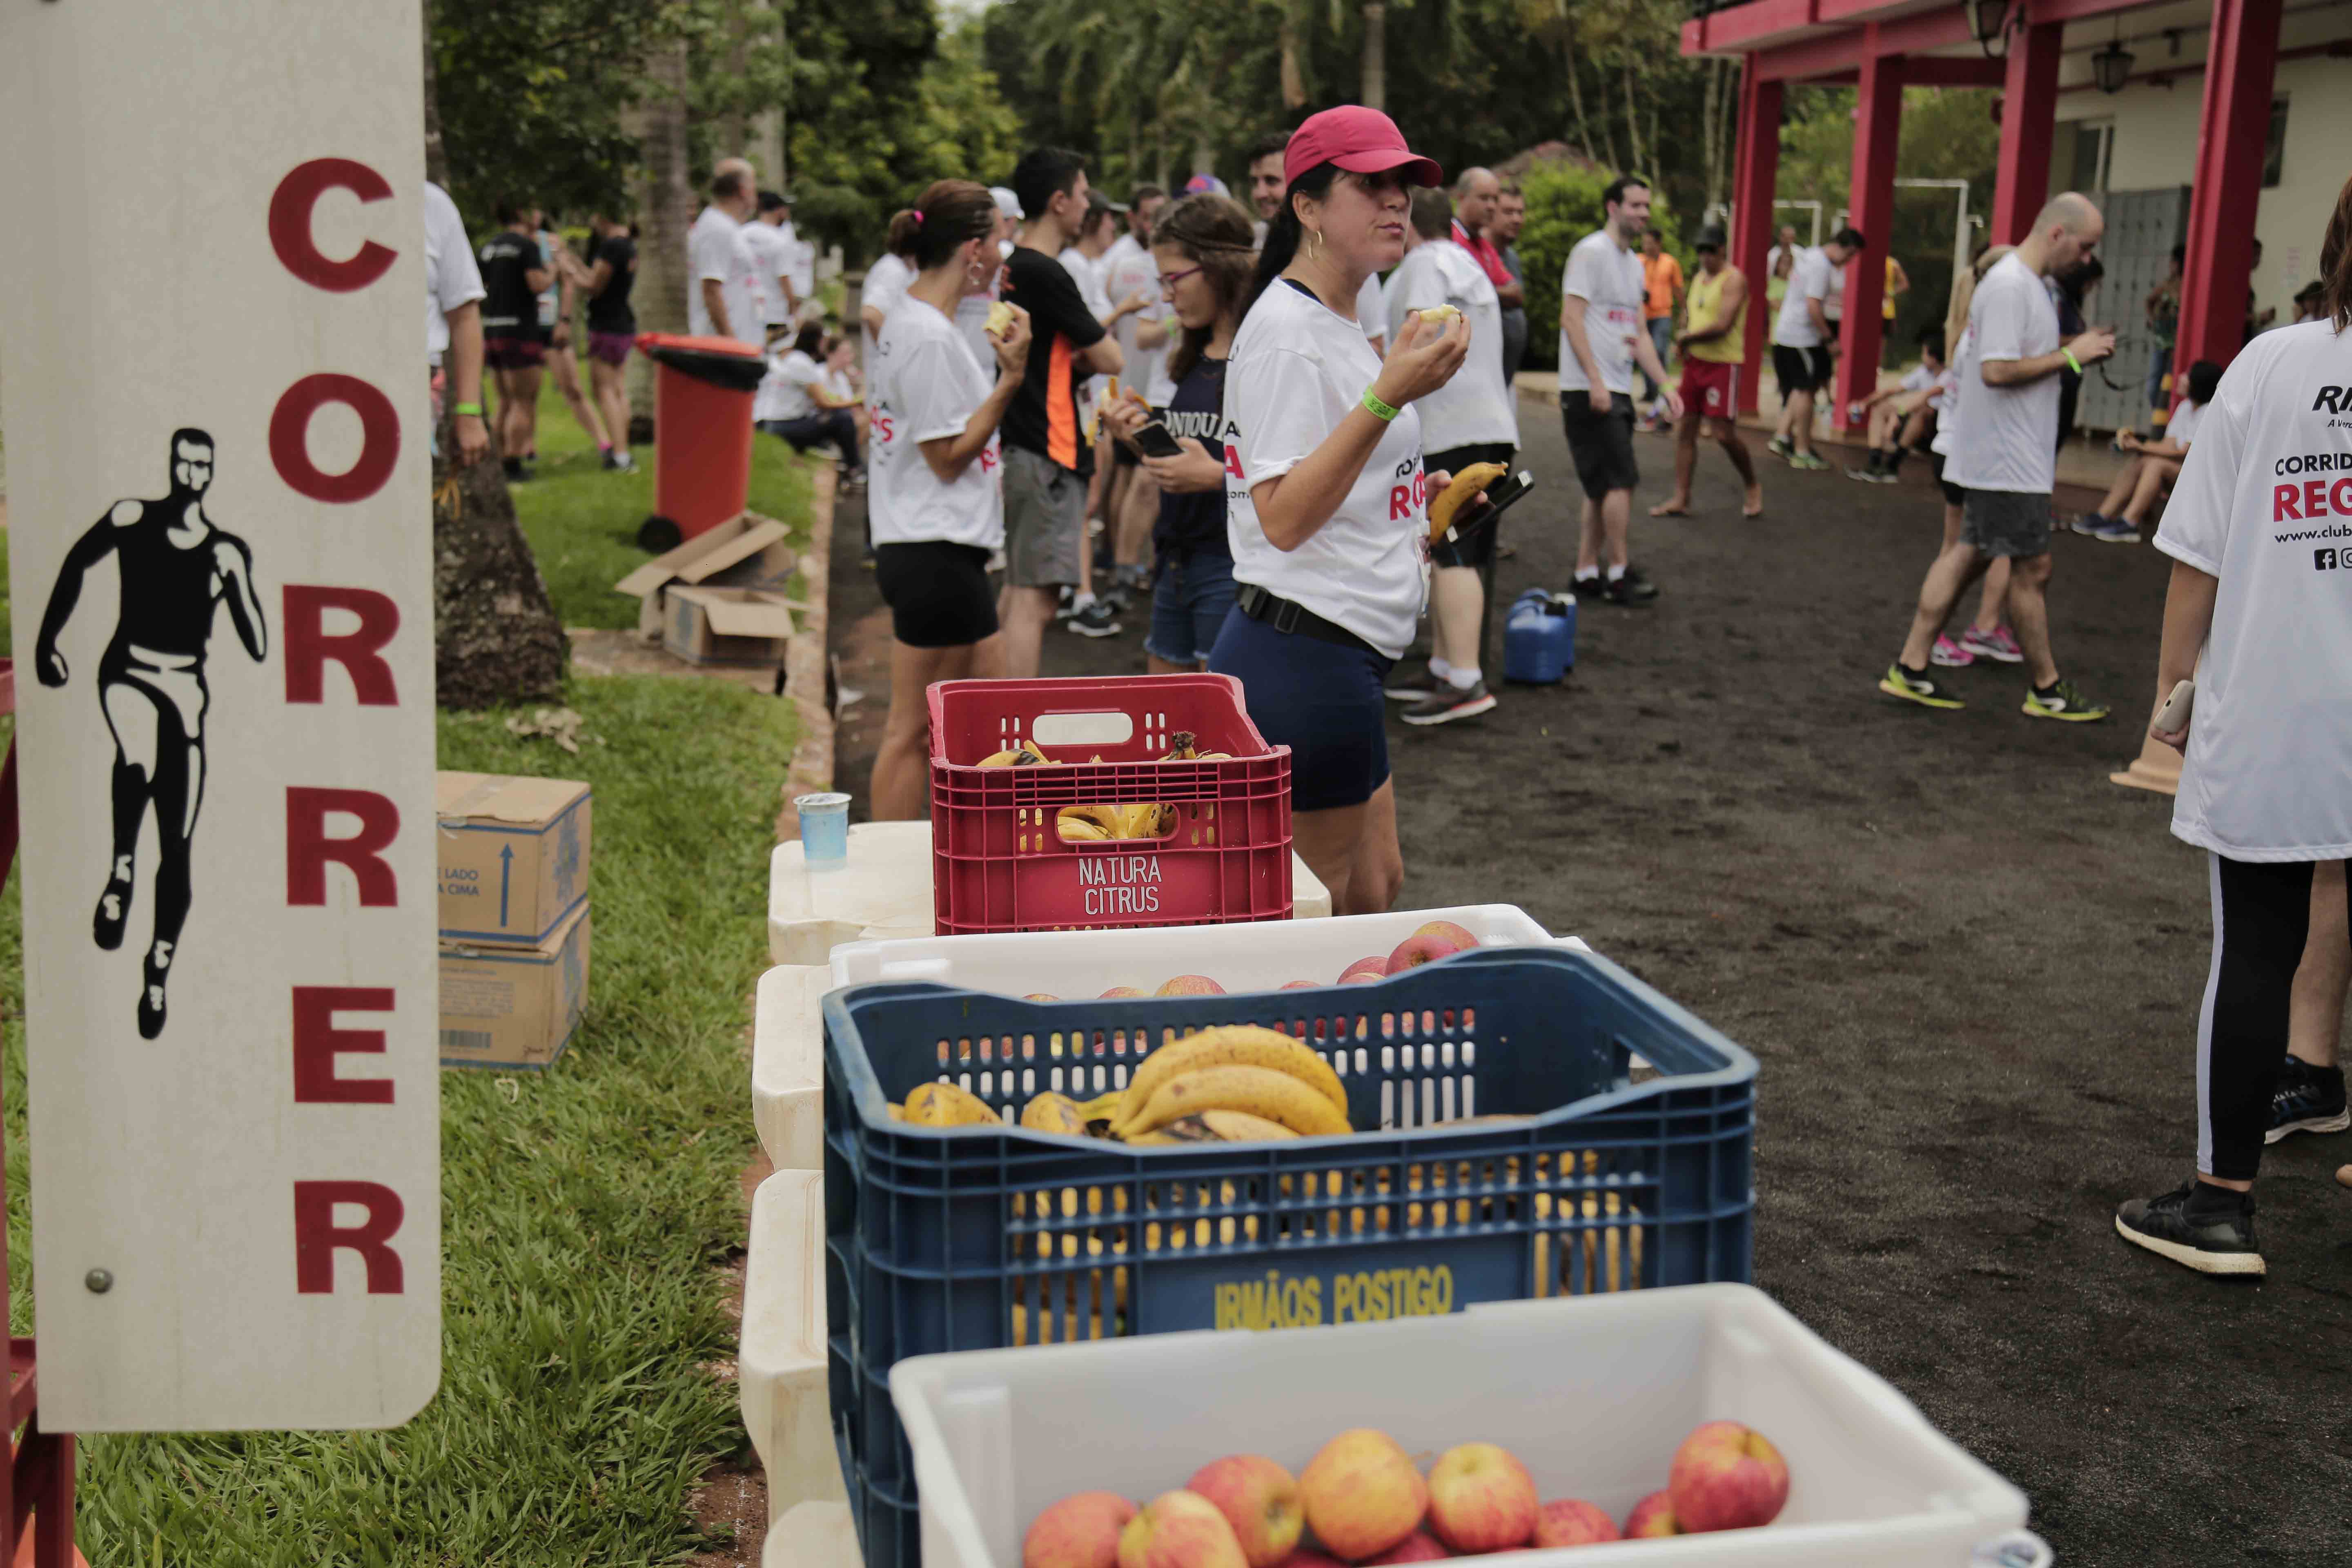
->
xmin=1503 ymin=589 xmax=1576 ymax=684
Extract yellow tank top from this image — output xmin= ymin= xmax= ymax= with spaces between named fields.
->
xmin=1687 ymin=267 xmax=1746 ymax=364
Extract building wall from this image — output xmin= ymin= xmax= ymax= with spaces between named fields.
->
xmin=2055 ymin=33 xmax=2352 ymax=325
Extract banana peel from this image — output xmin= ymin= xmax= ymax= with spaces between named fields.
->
xmin=1020 ymin=1091 xmax=1091 ymax=1136
xmin=902 ymin=1080 xmax=999 ymax=1128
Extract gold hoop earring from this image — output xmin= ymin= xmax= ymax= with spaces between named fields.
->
xmin=1310 ymin=228 xmax=1323 ymax=260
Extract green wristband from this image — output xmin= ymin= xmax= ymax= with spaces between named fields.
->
xmin=453 ymin=401 xmax=484 ymax=417
xmin=1361 ymin=386 xmax=1400 ymax=422
xmin=2062 ymin=350 xmax=2082 ymax=375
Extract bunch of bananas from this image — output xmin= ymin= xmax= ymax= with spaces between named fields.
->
xmin=1111 ymin=1024 xmax=1350 ymax=1140
xmin=976 ymin=737 xmax=1057 ymax=768
xmin=1051 ymin=731 xmax=1234 ymax=844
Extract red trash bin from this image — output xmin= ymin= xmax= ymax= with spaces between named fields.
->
xmin=635 ymin=332 xmax=770 ymax=552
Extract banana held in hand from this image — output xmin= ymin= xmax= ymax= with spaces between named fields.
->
xmin=1114 ymin=1024 xmax=1348 ymax=1129
xmin=1428 ymin=461 xmax=1510 ymax=543
xmin=986 ymin=300 xmax=1014 ymax=336
xmin=903 ymin=1080 xmax=1000 ymax=1127
xmin=1118 ymin=1064 xmax=1352 ymax=1140
xmin=1020 ymin=1091 xmax=1091 ymax=1136
xmin=1417 ymin=305 xmax=1463 ymax=326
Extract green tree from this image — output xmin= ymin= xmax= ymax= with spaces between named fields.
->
xmin=1516 ymin=158 xmax=1684 ymax=371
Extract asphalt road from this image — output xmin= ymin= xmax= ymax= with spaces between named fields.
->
xmin=826 ymin=405 xmax=2352 ymax=1566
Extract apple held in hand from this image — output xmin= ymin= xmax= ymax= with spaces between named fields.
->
xmin=1026 ymin=1492 xmax=1139 ymax=1568
xmin=1187 ymin=1455 xmax=1303 ymax=1568
xmin=1424 ymin=1443 xmax=1537 ymax=1553
xmin=1621 ymin=1491 xmax=1679 ymax=1538
xmin=1298 ymin=1428 xmax=1428 ymax=1563
xmin=1532 ymin=1498 xmax=1619 ymax=1547
xmin=1159 ymin=976 xmax=1227 ymax=996
xmin=1667 ymin=1421 xmax=1789 ymax=1532
xmin=1385 ymin=922 xmax=1478 ymax=974
xmin=1120 ymin=1490 xmax=1251 ymax=1568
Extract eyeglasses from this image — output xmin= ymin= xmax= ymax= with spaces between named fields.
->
xmin=1159 ymin=265 xmax=1203 ymax=292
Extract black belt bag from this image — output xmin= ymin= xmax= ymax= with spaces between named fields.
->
xmin=1233 ymin=582 xmax=1380 ymax=657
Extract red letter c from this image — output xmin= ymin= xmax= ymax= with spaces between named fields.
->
xmin=269 ymin=158 xmax=397 ymax=292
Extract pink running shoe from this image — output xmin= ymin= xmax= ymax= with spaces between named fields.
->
xmin=1961 ymin=624 xmax=2024 ymax=664
xmin=1931 ymin=634 xmax=1975 ymax=668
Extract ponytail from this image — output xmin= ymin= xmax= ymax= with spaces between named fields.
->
xmin=885 ymin=207 xmax=922 ymax=259
xmin=2322 ymin=170 xmax=2352 ymax=334
xmin=1245 ymin=162 xmax=1340 ymax=315
xmin=903 ymin=180 xmax=998 ymax=274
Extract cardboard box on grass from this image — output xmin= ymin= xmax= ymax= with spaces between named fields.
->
xmin=615 ymin=512 xmax=797 ymax=641
xmin=436 ymin=771 xmax=592 ymax=946
xmin=665 ymin=586 xmax=800 ymax=668
xmin=440 ymin=902 xmax=591 ymax=1071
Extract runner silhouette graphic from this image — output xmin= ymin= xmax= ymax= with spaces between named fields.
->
xmin=35 ymin=429 xmax=266 ymax=1039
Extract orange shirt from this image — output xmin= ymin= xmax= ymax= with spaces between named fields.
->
xmin=1643 ymin=252 xmax=1684 ymax=321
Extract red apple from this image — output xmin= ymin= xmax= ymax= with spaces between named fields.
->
xmin=1337 ymin=957 xmax=1388 ymax=982
xmin=1025 ymin=993 xmax=1062 ymax=1002
xmin=1298 ymin=1428 xmax=1427 ymax=1564
xmin=1187 ymin=1455 xmax=1303 ymax=1568
xmin=1100 ymin=986 xmax=1146 ymax=998
xmin=1361 ymin=1530 xmax=1449 ymax=1563
xmin=1279 ymin=980 xmax=1323 ymax=990
xmin=1272 ymin=1552 xmax=1348 ymax=1568
xmin=1424 ymin=1443 xmax=1537 ymax=1553
xmin=1621 ymin=1490 xmax=1678 ymax=1538
xmin=1158 ymin=975 xmax=1228 ymax=996
xmin=1532 ymin=1499 xmax=1619 ymax=1547
xmin=1119 ymin=1490 xmax=1250 ymax=1568
xmin=1385 ymin=923 xmax=1477 ymax=974
xmin=1667 ymin=1421 xmax=1788 ymax=1532
xmin=1026 ymin=1491 xmax=1139 ymax=1568
xmin=1339 ymin=969 xmax=1385 ymax=986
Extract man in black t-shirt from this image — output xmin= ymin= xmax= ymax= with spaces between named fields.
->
xmin=478 ymin=200 xmax=554 ymax=481
xmin=998 ymin=147 xmax=1126 ymax=679
xmin=584 ymin=212 xmax=639 ymax=472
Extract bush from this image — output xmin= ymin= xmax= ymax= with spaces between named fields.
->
xmin=1518 ymin=163 xmax=1685 ymax=373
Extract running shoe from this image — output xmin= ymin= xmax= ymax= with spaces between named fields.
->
xmin=1788 ymin=451 xmax=1829 ymax=472
xmin=2115 ymin=1181 xmax=2264 ymax=1277
xmin=2087 ymin=517 xmax=2141 ymax=544
xmin=1603 ymin=568 xmax=1659 ymax=606
xmin=1401 ymin=679 xmax=1498 ymax=726
xmin=1960 ymin=625 xmax=2024 ymax=664
xmin=1929 ymin=635 xmax=1975 ymax=668
xmin=2068 ymin=512 xmax=2110 ymax=537
xmin=1570 ymin=575 xmax=1608 ymax=599
xmin=1878 ymin=663 xmax=1964 ymax=710
xmin=2266 ymin=1058 xmax=2350 ymax=1143
xmin=1384 ymin=668 xmax=1443 ymax=703
xmin=1767 ymin=435 xmax=1793 ymax=463
xmin=1843 ymin=461 xmax=1881 ymax=483
xmin=1053 ymin=587 xmax=1080 ymax=621
xmin=602 ymin=449 xmax=639 ymax=473
xmin=2022 ymin=679 xmax=2110 ymax=723
xmin=1067 ymin=600 xmax=1123 ymax=638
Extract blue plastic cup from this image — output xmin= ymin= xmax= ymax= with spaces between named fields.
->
xmin=796 ymin=792 xmax=851 ymax=867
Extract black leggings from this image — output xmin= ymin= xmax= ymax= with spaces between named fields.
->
xmin=2201 ymin=855 xmax=2341 ymax=1180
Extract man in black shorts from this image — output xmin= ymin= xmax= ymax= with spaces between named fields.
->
xmin=1558 ymin=176 xmax=1679 ymax=605
xmin=1767 ymin=227 xmax=1862 ymax=472
xmin=36 ymin=428 xmax=267 ymax=1039
xmin=478 ymin=200 xmax=553 ymax=481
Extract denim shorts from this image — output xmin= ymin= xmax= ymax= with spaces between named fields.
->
xmin=1207 ymin=606 xmax=1393 ymax=813
xmin=1145 ymin=551 xmax=1238 ymax=666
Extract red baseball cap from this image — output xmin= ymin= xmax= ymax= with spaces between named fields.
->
xmin=1284 ymin=106 xmax=1443 ymax=190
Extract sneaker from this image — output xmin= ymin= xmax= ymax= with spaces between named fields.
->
xmin=1878 ymin=662 xmax=1964 ymax=710
xmin=1602 ymin=568 xmax=1659 ymax=606
xmin=1067 ymin=600 xmax=1123 ymax=638
xmin=2088 ymin=517 xmax=2140 ymax=544
xmin=1384 ymin=668 xmax=1443 ymax=703
xmin=1767 ymin=435 xmax=1793 ymax=463
xmin=2022 ymin=679 xmax=2110 ymax=723
xmin=1569 ymin=575 xmax=1607 ymax=599
xmin=1844 ymin=461 xmax=1881 ymax=483
xmin=1960 ymin=625 xmax=2024 ymax=664
xmin=2115 ymin=1182 xmax=2265 ymax=1276
xmin=2266 ymin=1058 xmax=2350 ymax=1143
xmin=1788 ymin=451 xmax=1829 ymax=472
xmin=1929 ymin=634 xmax=1975 ymax=668
xmin=2068 ymin=512 xmax=2109 ymax=537
xmin=1401 ymin=679 xmax=1498 ymax=726
xmin=1053 ymin=587 xmax=1080 ymax=621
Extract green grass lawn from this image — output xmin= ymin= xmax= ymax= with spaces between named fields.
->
xmin=508 ymin=362 xmax=816 ymax=628
xmin=2 ymin=369 xmax=811 ymax=1562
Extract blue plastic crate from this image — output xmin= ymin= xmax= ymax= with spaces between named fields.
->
xmin=820 ymin=947 xmax=1756 ymax=1568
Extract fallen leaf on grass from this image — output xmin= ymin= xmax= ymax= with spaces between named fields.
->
xmin=504 ymin=706 xmax=593 ymax=753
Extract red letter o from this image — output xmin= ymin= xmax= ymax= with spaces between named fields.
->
xmin=270 ymin=375 xmax=400 ymax=503
xmin=268 ymin=158 xmax=397 ymax=293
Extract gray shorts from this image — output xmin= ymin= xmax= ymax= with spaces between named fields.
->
xmin=1960 ymin=489 xmax=2051 ymax=559
xmin=1002 ymin=445 xmax=1085 ymax=589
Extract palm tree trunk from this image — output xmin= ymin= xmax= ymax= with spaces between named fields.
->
xmin=1280 ymin=13 xmax=1307 ymax=109
xmin=629 ymin=40 xmax=695 ymax=428
xmin=1563 ymin=34 xmax=1604 ymax=168
xmin=1622 ymin=60 xmax=1646 ymax=177
xmin=1360 ymin=2 xmax=1386 ymax=111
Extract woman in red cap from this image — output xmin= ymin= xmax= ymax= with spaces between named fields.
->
xmin=1208 ymin=106 xmax=1470 ymax=914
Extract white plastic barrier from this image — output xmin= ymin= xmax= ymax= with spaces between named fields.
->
xmin=764 ymin=1501 xmax=859 ymax=1568
xmin=752 ymin=904 xmax=1590 ymax=1169
xmin=766 ymin=820 xmax=1334 ymax=966
xmin=893 ymin=1285 xmax=2048 ymax=1568
xmin=739 ymin=1169 xmax=842 ymax=1523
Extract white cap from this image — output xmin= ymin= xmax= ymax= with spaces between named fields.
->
xmin=990 ymin=186 xmax=1022 ymax=221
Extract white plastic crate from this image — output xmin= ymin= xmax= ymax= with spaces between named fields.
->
xmin=766 ymin=821 xmax=1335 ymax=966
xmin=739 ymin=1168 xmax=844 ymax=1523
xmin=751 ymin=904 xmax=1589 ymax=1168
xmin=765 ymin=1501 xmax=860 ymax=1568
xmin=891 ymin=1285 xmax=2047 ymax=1568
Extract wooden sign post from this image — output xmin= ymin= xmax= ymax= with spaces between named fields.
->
xmin=0 ymin=0 xmax=441 ymax=1431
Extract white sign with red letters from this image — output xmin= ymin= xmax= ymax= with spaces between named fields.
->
xmin=0 ymin=0 xmax=440 ymax=1429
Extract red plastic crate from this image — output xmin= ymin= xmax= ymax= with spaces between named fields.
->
xmin=927 ymin=675 xmax=1293 ymax=934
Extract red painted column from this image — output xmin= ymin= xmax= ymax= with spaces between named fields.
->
xmin=1989 ymin=20 xmax=2062 ymax=245
xmin=2176 ymin=0 xmax=2282 ymax=381
xmin=1729 ymin=60 xmax=1781 ymax=415
xmin=1835 ymin=41 xmax=1902 ymax=431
